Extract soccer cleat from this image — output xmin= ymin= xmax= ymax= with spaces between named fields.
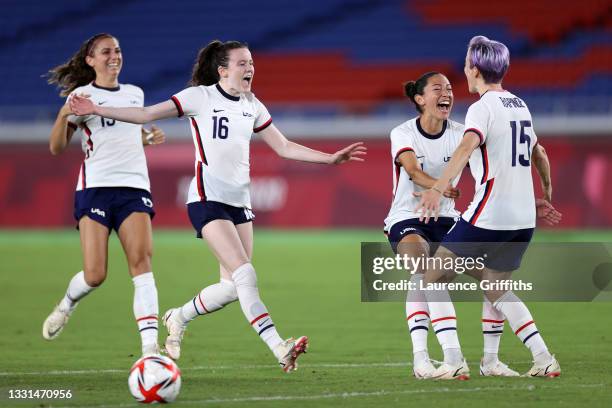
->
xmin=42 ymin=305 xmax=70 ymax=340
xmin=479 ymin=360 xmax=520 ymax=377
xmin=430 ymin=359 xmax=470 ymax=380
xmin=274 ymin=336 xmax=308 ymax=373
xmin=162 ymin=308 xmax=186 ymax=360
xmin=413 ymin=359 xmax=437 ymax=379
xmin=524 ymin=355 xmax=561 ymax=378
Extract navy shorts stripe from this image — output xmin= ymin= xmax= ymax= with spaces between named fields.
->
xmin=522 ymin=331 xmax=540 ymax=344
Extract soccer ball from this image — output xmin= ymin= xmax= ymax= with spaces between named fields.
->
xmin=128 ymin=355 xmax=181 ymax=404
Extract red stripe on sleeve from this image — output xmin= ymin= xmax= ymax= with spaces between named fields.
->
xmin=253 ymin=117 xmax=272 ymax=133
xmin=465 ymin=128 xmax=484 ymax=145
xmin=171 ymin=96 xmax=184 ymax=117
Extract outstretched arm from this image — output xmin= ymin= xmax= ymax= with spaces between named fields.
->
xmin=397 ymin=151 xmax=460 ymax=198
xmin=49 ymin=104 xmax=77 ymax=155
xmin=260 ymin=124 xmax=366 ymax=164
xmin=414 ymin=132 xmax=479 ymax=222
xmin=70 ymin=94 xmax=178 ymax=124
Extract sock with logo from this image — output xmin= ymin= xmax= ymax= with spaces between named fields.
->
xmin=132 ymin=272 xmax=159 ymax=354
xmin=232 ymin=263 xmax=283 ymax=352
xmin=406 ymin=274 xmax=430 ymax=364
xmin=493 ymin=291 xmax=551 ymax=365
xmin=177 ymin=279 xmax=238 ymax=323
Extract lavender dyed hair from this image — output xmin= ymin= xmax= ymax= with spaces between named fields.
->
xmin=467 ymin=35 xmax=510 ymax=84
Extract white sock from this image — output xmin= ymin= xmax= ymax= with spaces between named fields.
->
xmin=178 ymin=279 xmax=238 ymax=323
xmin=406 ymin=274 xmax=430 ymax=363
xmin=58 ymin=271 xmax=95 ymax=313
xmin=133 ymin=272 xmax=159 ymax=353
xmin=493 ymin=291 xmax=551 ymax=364
xmin=232 ymin=263 xmax=283 ymax=352
xmin=482 ymin=296 xmax=504 ymax=366
xmin=425 ymin=287 xmax=462 ymax=365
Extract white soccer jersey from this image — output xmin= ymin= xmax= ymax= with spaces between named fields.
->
xmin=462 ymin=90 xmax=538 ymax=230
xmin=171 ymin=84 xmax=272 ymax=208
xmin=67 ymin=82 xmax=149 ymax=191
xmin=384 ymin=118 xmax=463 ymax=231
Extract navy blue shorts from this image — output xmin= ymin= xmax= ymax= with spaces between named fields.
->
xmin=187 ymin=200 xmax=255 ymax=238
xmin=74 ymin=187 xmax=155 ymax=232
xmin=441 ymin=218 xmax=534 ymax=272
xmin=387 ymin=217 xmax=456 ymax=255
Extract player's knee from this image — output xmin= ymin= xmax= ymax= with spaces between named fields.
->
xmin=230 ymin=263 xmax=257 ymax=288
xmin=219 ymin=279 xmax=238 ymax=302
xmin=128 ymin=251 xmax=152 ymax=274
xmin=83 ymin=268 xmax=107 ymax=287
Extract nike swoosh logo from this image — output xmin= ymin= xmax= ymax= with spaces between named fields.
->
xmin=416 ymin=155 xmax=425 ymax=159
xmin=213 ymin=109 xmax=224 ymax=113
xmin=258 ymin=318 xmax=271 ymax=327
xmin=415 ymin=318 xmax=427 ymax=323
xmin=243 ymin=112 xmax=253 ymax=117
xmin=453 ymin=368 xmax=462 ymax=377
xmin=491 ymin=325 xmax=504 ymax=329
xmin=98 ymin=101 xmax=107 ymax=105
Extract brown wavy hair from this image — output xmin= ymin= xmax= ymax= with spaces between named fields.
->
xmin=190 ymin=40 xmax=248 ymax=86
xmin=47 ymin=33 xmax=115 ymax=96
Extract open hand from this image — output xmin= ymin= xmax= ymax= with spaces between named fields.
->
xmin=413 ymin=188 xmax=442 ymax=223
xmin=536 ymin=198 xmax=562 ymax=226
xmin=330 ymin=142 xmax=367 ymax=164
xmin=69 ymin=93 xmax=95 ymax=116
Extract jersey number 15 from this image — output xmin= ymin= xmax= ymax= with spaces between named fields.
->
xmin=510 ymin=120 xmax=531 ymax=167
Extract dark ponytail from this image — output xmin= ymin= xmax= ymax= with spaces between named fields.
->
xmin=190 ymin=40 xmax=248 ymax=86
xmin=403 ymin=71 xmax=440 ymax=113
xmin=47 ymin=33 xmax=114 ymax=97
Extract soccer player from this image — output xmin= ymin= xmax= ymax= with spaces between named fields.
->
xmin=42 ymin=33 xmax=166 ymax=357
xmin=69 ymin=40 xmax=366 ymax=372
xmin=415 ymin=36 xmax=562 ymax=379
xmin=384 ymin=72 xmax=519 ymax=378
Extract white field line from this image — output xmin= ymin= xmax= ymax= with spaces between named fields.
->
xmin=51 ymin=384 xmax=605 ymax=408
xmin=0 ymin=361 xmax=537 ymax=377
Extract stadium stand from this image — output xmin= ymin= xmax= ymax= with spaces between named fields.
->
xmin=0 ymin=0 xmax=609 ymax=119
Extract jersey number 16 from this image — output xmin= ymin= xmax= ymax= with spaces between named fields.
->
xmin=510 ymin=120 xmax=531 ymax=167
xmin=212 ymin=116 xmax=229 ymax=139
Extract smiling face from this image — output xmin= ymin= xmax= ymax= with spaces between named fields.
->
xmin=218 ymin=47 xmax=253 ymax=93
xmin=414 ymin=74 xmax=453 ymax=120
xmin=85 ymin=36 xmax=122 ymax=80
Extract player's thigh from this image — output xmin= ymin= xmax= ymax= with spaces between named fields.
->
xmin=202 ymin=219 xmax=249 ymax=273
xmin=78 ymin=216 xmax=110 ymax=286
xmin=219 ymin=221 xmax=253 ymax=280
xmin=117 ymin=212 xmax=154 ymax=277
xmin=482 ymin=268 xmax=513 ymax=302
xmin=424 ymin=245 xmax=458 ymax=284
xmin=397 ymin=234 xmax=430 ymax=275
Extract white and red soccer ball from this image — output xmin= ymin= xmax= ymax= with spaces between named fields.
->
xmin=128 ymin=355 xmax=181 ymax=404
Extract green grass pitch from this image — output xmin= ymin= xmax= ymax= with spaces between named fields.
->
xmin=0 ymin=229 xmax=611 ymax=407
